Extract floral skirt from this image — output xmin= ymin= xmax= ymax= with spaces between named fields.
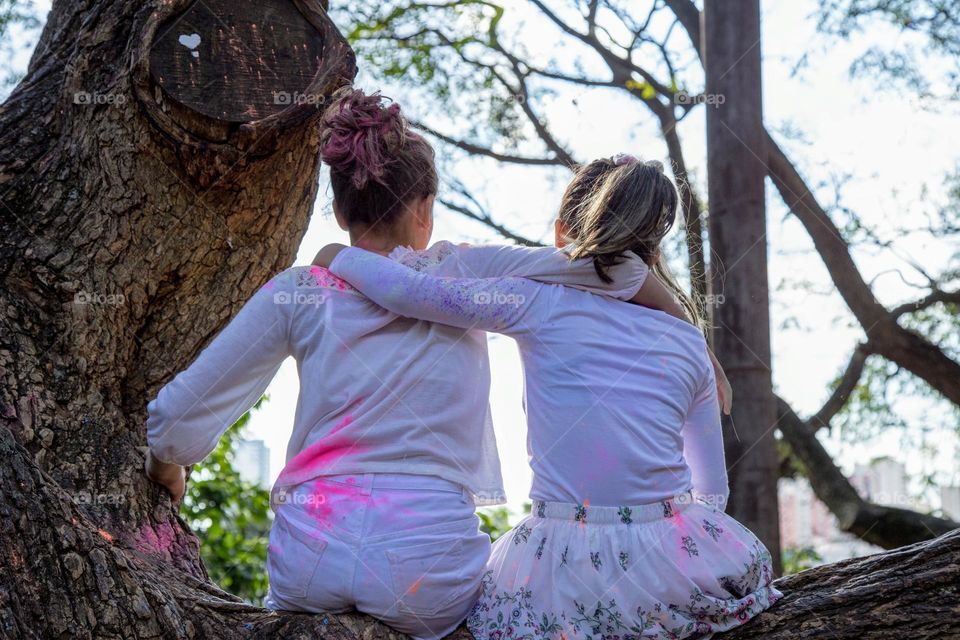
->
xmin=466 ymin=493 xmax=782 ymax=640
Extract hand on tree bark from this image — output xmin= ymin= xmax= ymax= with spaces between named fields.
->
xmin=145 ymin=450 xmax=187 ymax=505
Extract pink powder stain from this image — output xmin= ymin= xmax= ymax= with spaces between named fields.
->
xmin=307 ymin=265 xmax=355 ymax=291
xmin=276 ymin=433 xmax=367 ymax=488
xmin=329 ymin=415 xmax=353 ymax=435
xmin=135 ymin=521 xmax=177 ymax=555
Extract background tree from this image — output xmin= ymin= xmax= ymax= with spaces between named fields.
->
xmin=703 ymin=0 xmax=782 ymax=566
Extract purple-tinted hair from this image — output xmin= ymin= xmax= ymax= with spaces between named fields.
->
xmin=319 ymin=88 xmax=438 ymax=228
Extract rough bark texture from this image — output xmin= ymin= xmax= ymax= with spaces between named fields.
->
xmin=0 ymin=0 xmax=355 ymax=635
xmin=715 ymin=528 xmax=960 ymax=639
xmin=703 ymin=0 xmax=782 ymax=570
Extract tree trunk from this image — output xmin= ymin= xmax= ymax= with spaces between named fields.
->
xmin=0 ymin=0 xmax=354 ymax=634
xmin=703 ymin=0 xmax=782 ymax=571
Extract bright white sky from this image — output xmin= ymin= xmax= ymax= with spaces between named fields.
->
xmin=5 ymin=0 xmax=957 ymax=514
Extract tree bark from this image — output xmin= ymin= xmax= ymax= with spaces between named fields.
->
xmin=703 ymin=0 xmax=782 ymax=571
xmin=715 ymin=527 xmax=960 ymax=639
xmin=0 ymin=0 xmax=354 ymax=633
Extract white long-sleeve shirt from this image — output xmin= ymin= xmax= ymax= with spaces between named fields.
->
xmin=329 ymin=247 xmax=729 ymax=510
xmin=146 ymin=241 xmax=648 ymax=506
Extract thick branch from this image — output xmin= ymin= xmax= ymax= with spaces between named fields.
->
xmin=664 ymin=0 xmax=703 ymax=61
xmin=766 ymin=134 xmax=960 ymax=406
xmin=776 ymin=396 xmax=958 ymax=549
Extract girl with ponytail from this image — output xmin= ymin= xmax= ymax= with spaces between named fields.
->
xmin=316 ymin=153 xmax=780 ymax=639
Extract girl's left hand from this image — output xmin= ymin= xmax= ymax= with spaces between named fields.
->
xmin=312 ymin=243 xmax=348 ymax=269
xmin=145 ymin=449 xmax=187 ymax=504
xmin=707 ymin=348 xmax=733 ymax=415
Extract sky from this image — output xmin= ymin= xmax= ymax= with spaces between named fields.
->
xmin=4 ymin=0 xmax=957 ymax=515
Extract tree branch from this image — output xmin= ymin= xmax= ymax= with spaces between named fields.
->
xmin=776 ymin=396 xmax=958 ymax=549
xmin=808 ymin=344 xmax=871 ymax=431
xmin=766 ymin=133 xmax=960 ymax=405
xmin=891 ymin=287 xmax=960 ymax=317
xmin=439 ymin=182 xmax=544 ymax=247
xmin=413 ymin=121 xmax=566 ymax=166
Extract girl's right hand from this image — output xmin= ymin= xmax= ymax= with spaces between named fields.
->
xmin=312 ymin=243 xmax=349 ymax=269
xmin=707 ymin=348 xmax=733 ymax=415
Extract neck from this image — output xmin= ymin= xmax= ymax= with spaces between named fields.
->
xmin=348 ymin=227 xmax=412 ymax=256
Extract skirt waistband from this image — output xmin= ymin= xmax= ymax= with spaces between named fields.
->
xmin=531 ymin=491 xmax=696 ymax=524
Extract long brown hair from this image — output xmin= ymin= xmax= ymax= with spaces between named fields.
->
xmin=558 ymin=156 xmax=704 ymax=330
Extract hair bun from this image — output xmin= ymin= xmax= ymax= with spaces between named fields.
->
xmin=320 ymin=88 xmax=407 ymax=189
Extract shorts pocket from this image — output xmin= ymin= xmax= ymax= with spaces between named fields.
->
xmin=386 ymin=537 xmax=471 ymax=616
xmin=267 ymin=510 xmax=327 ymax=599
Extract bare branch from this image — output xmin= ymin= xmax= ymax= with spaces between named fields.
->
xmin=767 ymin=132 xmax=960 ymax=405
xmin=892 ymin=287 xmax=960 ymax=317
xmin=413 ymin=121 xmax=566 ymax=166
xmin=809 ymin=344 xmax=871 ymax=431
xmin=439 ymin=198 xmax=545 ymax=247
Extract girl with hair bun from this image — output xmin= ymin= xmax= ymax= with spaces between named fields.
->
xmin=145 ymin=88 xmax=660 ymax=639
xmin=316 ymin=155 xmax=781 ymax=639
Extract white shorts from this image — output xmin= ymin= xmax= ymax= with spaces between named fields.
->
xmin=264 ymin=473 xmax=490 ymax=640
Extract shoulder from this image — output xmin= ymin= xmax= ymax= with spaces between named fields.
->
xmin=388 ymin=240 xmax=465 ymax=273
xmin=260 ymin=266 xmax=361 ymax=296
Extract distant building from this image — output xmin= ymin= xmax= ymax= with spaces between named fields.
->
xmin=235 ymin=439 xmax=270 ymax=489
xmin=942 ymin=486 xmax=960 ymax=521
xmin=778 ymin=476 xmax=880 ymax=565
xmin=850 ymin=456 xmax=911 ymax=508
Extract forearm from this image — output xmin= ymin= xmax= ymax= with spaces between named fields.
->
xmin=682 ymin=376 xmax=729 ymax=510
xmin=146 ymin=273 xmax=290 ymax=465
xmin=630 ymin=272 xmax=690 ymax=322
xmin=329 ymin=246 xmax=534 ymax=333
xmin=456 ymin=243 xmax=648 ymax=300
